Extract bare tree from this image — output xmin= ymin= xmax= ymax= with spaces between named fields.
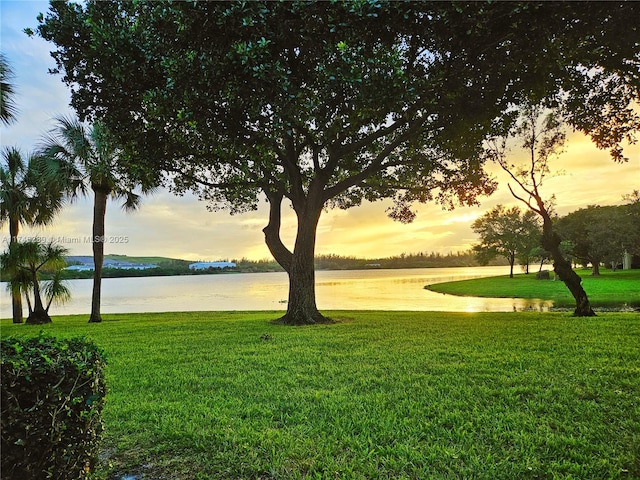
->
xmin=486 ymin=105 xmax=595 ymax=316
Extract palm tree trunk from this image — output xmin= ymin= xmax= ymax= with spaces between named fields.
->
xmin=25 ymin=293 xmax=33 ymax=316
xmin=9 ymin=216 xmax=22 ymax=323
xmin=26 ymin=267 xmax=51 ymax=324
xmin=89 ymin=187 xmax=109 ymax=323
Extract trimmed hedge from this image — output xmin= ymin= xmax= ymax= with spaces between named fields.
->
xmin=1 ymin=335 xmax=107 ymax=480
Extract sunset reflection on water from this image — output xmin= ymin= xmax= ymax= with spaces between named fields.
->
xmin=1 ymin=266 xmax=553 ymax=316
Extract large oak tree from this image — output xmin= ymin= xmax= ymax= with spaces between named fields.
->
xmin=35 ymin=1 xmax=639 ymax=323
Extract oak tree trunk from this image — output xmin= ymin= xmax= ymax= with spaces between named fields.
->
xmin=263 ymin=193 xmax=331 ymax=325
xmin=89 ymin=187 xmax=108 ymax=323
xmin=282 ymin=208 xmax=327 ymax=325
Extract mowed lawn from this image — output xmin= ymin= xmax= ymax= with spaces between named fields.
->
xmin=426 ymin=268 xmax=640 ymax=308
xmin=2 ymin=311 xmax=639 ymax=479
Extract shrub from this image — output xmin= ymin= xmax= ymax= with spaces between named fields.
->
xmin=536 ymin=269 xmax=551 ymax=280
xmin=1 ymin=334 xmax=107 ymax=480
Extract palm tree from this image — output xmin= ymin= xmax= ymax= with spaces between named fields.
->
xmin=43 ymin=269 xmax=72 ymax=313
xmin=40 ymin=115 xmax=155 ymax=323
xmin=0 ymin=53 xmax=18 ymax=126
xmin=0 ymin=239 xmax=69 ymax=324
xmin=0 ymin=147 xmax=64 ymax=322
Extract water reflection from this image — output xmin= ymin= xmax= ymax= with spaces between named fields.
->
xmin=0 ymin=266 xmax=553 ymax=316
xmin=315 ymin=268 xmax=552 ymax=312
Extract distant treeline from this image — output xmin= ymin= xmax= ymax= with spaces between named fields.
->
xmin=314 ymin=251 xmax=509 ymax=270
xmin=51 ymin=251 xmax=508 ymax=280
xmin=239 ymin=250 xmax=509 ymax=272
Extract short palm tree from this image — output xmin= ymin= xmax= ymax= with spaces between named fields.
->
xmin=40 ymin=115 xmax=154 ymax=323
xmin=0 ymin=147 xmax=64 ymax=322
xmin=43 ymin=269 xmax=72 ymax=313
xmin=0 ymin=53 xmax=18 ymax=126
xmin=0 ymin=239 xmax=69 ymax=324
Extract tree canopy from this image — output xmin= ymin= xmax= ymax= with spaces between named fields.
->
xmin=472 ymin=205 xmax=540 ymax=278
xmin=35 ymin=1 xmax=640 ymax=323
xmin=556 ymin=203 xmax=640 ymax=274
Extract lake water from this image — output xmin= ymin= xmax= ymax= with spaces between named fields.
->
xmin=0 ymin=266 xmax=553 ymax=316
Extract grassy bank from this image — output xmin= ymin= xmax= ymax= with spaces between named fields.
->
xmin=2 ymin=311 xmax=639 ymax=479
xmin=426 ymin=268 xmax=640 ymax=308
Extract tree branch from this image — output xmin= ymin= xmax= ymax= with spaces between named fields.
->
xmin=262 ymin=190 xmax=293 ymax=272
xmin=164 ymin=165 xmax=258 ymax=191
xmin=322 ymin=119 xmax=426 ymax=202
xmin=278 ymin=135 xmax=306 ymax=207
xmin=326 ymin=114 xmax=413 ymax=174
xmin=507 ymin=183 xmax=542 ymax=216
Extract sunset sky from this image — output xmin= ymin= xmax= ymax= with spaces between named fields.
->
xmin=2 ymin=0 xmax=639 ymax=261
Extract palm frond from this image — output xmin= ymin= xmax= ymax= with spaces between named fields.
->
xmin=122 ymin=190 xmax=142 ymax=211
xmin=0 ymin=54 xmax=18 ymax=125
xmin=43 ymin=269 xmax=72 ymax=311
xmin=52 ymin=114 xmax=93 ymax=162
xmin=2 ymin=146 xmax=27 ymax=179
xmin=1 ymin=147 xmax=39 ymax=228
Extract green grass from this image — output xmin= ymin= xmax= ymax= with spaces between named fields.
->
xmin=426 ymin=268 xmax=640 ymax=308
xmin=104 ymin=254 xmax=185 ymax=264
xmin=2 ymin=311 xmax=639 ymax=479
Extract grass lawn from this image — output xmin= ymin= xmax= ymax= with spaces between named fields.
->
xmin=2 ymin=311 xmax=639 ymax=479
xmin=104 ymin=254 xmax=184 ymax=264
xmin=426 ymin=268 xmax=640 ymax=308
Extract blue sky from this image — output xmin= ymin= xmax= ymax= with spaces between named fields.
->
xmin=1 ymin=0 xmax=74 ymax=146
xmin=1 ymin=0 xmax=639 ymax=261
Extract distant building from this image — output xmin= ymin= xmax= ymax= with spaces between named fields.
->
xmin=109 ymin=262 xmax=157 ymax=270
xmin=65 ymin=264 xmax=94 ymax=272
xmin=65 ymin=258 xmax=157 ymax=271
xmin=189 ymin=261 xmax=237 ymax=270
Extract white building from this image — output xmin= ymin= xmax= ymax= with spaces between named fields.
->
xmin=65 ymin=264 xmax=94 ymax=272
